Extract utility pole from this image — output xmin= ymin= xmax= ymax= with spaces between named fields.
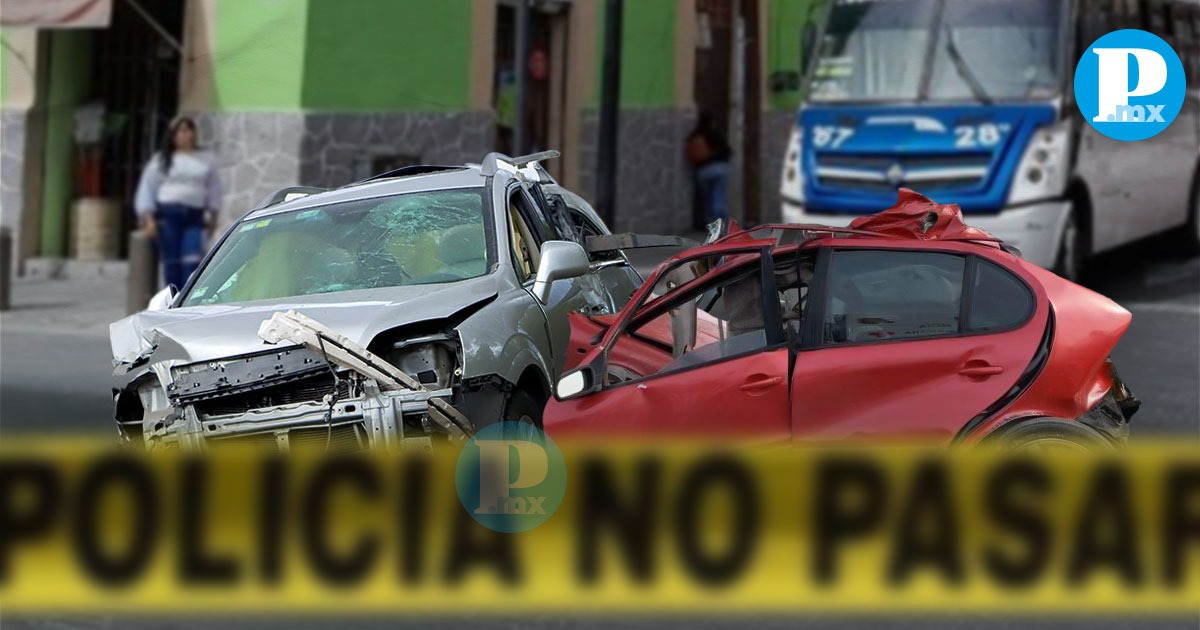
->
xmin=742 ymin=0 xmax=761 ymax=225
xmin=513 ymin=0 xmax=531 ymax=155
xmin=511 ymin=0 xmax=530 ymax=156
xmin=596 ymin=0 xmax=623 ymax=227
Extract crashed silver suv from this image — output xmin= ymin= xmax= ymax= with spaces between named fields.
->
xmin=110 ymin=152 xmax=642 ymax=451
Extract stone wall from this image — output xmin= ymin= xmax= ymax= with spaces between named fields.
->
xmin=195 ymin=111 xmax=495 ymax=225
xmin=579 ymin=108 xmax=696 ymax=235
xmin=1 ymin=111 xmax=26 ymax=233
xmin=300 ymin=112 xmax=493 ymax=188
xmin=193 ymin=112 xmax=306 ymax=225
xmin=198 ymin=108 xmax=703 ymax=237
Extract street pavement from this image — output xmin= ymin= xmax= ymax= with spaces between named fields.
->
xmin=3 ymin=233 xmax=1196 ymax=437
xmin=1 ymin=236 xmax=1197 ymax=629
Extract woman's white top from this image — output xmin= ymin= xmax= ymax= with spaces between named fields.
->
xmin=134 ymin=150 xmax=222 ymax=217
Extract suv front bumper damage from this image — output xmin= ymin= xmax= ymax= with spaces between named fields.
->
xmin=120 ymin=310 xmax=474 ymax=452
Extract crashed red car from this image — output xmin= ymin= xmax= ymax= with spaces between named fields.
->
xmin=545 ymin=190 xmax=1139 ymax=447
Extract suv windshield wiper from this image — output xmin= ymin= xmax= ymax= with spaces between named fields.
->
xmin=941 ymin=25 xmax=994 ymax=106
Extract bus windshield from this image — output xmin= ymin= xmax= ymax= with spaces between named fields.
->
xmin=808 ymin=0 xmax=1063 ymax=104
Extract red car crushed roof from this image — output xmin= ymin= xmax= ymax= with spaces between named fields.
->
xmin=545 ymin=190 xmax=1139 ymax=447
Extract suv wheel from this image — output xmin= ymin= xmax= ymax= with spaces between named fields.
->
xmin=501 ymin=388 xmax=545 ymax=441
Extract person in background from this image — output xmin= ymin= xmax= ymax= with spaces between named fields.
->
xmin=134 ymin=116 xmax=222 ymax=291
xmin=685 ymin=110 xmax=733 ymax=224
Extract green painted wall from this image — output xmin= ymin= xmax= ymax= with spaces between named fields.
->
xmin=594 ymin=0 xmax=678 ymax=108
xmin=767 ymin=0 xmax=826 ymax=111
xmin=212 ymin=0 xmax=309 ymax=110
xmin=619 ymin=0 xmax=677 ymax=107
xmin=40 ymin=30 xmax=92 ymax=257
xmin=302 ymin=0 xmax=472 ymax=110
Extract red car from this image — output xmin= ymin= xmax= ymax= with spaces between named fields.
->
xmin=545 ymin=190 xmax=1139 ymax=448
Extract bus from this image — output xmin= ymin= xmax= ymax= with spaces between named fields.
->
xmin=780 ymin=0 xmax=1200 ymax=280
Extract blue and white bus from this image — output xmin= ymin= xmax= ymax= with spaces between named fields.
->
xmin=781 ymin=0 xmax=1200 ymax=279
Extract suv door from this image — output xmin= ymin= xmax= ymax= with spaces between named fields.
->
xmin=547 ymin=248 xmax=796 ymax=440
xmin=532 ymin=183 xmax=642 ymax=313
xmin=790 ymin=247 xmax=1049 ymax=441
xmin=506 ymin=185 xmax=595 ymax=374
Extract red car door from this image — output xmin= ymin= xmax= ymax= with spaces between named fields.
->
xmin=548 ymin=349 xmax=792 ymax=439
xmin=545 ymin=249 xmax=793 ymax=441
xmin=790 ymin=246 xmax=1049 ymax=442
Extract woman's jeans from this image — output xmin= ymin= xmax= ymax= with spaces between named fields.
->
xmin=695 ymin=160 xmax=731 ymax=223
xmin=154 ymin=203 xmax=207 ymax=290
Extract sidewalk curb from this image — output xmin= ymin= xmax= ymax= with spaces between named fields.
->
xmin=0 ymin=322 xmax=114 ymax=340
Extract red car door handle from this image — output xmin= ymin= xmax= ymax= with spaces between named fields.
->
xmin=959 ymin=362 xmax=1005 ymax=377
xmin=739 ymin=375 xmax=783 ymax=392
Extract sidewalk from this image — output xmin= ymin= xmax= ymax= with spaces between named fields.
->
xmin=1 ymin=267 xmax=128 ymax=338
xmin=0 ymin=227 xmax=710 ymax=339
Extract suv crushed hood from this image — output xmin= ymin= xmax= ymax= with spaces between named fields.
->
xmin=110 ymin=277 xmax=498 ymax=372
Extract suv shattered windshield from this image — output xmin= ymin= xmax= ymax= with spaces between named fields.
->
xmin=809 ymin=0 xmax=1062 ymax=103
xmin=182 ymin=188 xmax=491 ymax=306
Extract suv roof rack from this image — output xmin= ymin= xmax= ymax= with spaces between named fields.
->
xmin=252 ymin=186 xmax=328 ymax=212
xmin=354 ymin=164 xmax=466 ymax=185
xmin=480 ymin=150 xmax=560 ymax=177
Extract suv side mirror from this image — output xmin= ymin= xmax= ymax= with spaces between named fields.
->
xmin=533 ymin=240 xmax=591 ymax=304
xmin=556 ymin=364 xmax=599 ymax=401
xmin=147 ymin=286 xmax=176 ymax=311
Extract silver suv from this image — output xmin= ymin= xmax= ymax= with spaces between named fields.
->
xmin=110 ymin=152 xmax=642 ymax=451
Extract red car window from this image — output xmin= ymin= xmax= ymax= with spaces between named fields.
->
xmin=611 ymin=264 xmax=773 ymax=380
xmin=966 ymin=259 xmax=1035 ymax=332
xmin=822 ymin=250 xmax=967 ymax=344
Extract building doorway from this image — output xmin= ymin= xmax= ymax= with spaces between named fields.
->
xmin=493 ymin=0 xmax=571 ymax=179
xmin=87 ymin=0 xmax=185 ymax=254
xmin=692 ymin=0 xmax=735 ymax=229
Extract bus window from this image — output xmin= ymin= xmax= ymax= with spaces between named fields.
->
xmin=1145 ymin=0 xmax=1170 ymax=34
xmin=1078 ymin=0 xmax=1112 ymax=49
xmin=1172 ymin=4 xmax=1198 ymax=86
xmin=926 ymin=0 xmax=1062 ymax=101
xmin=1161 ymin=2 xmax=1200 ymax=86
xmin=1193 ymin=6 xmax=1200 ymax=86
xmin=807 ymin=0 xmax=939 ymax=103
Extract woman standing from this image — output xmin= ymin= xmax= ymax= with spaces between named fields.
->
xmin=133 ymin=116 xmax=222 ymax=290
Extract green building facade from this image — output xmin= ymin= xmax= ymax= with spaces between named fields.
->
xmin=1 ymin=0 xmax=824 ymax=266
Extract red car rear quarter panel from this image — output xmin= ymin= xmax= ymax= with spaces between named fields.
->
xmin=789 ymin=241 xmax=1051 ymax=442
xmin=790 ymin=323 xmax=1047 ymax=441
xmin=976 ymin=262 xmax=1132 ymax=436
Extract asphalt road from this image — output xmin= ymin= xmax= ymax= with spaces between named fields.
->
xmin=3 ymin=235 xmax=1197 ymax=437
xmin=1 ymin=235 xmax=1197 ymax=630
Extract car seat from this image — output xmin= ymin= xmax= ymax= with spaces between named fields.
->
xmin=438 ymin=223 xmax=488 ymax=278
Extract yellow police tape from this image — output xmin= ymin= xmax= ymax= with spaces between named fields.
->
xmin=1 ymin=438 xmax=1198 ymax=614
